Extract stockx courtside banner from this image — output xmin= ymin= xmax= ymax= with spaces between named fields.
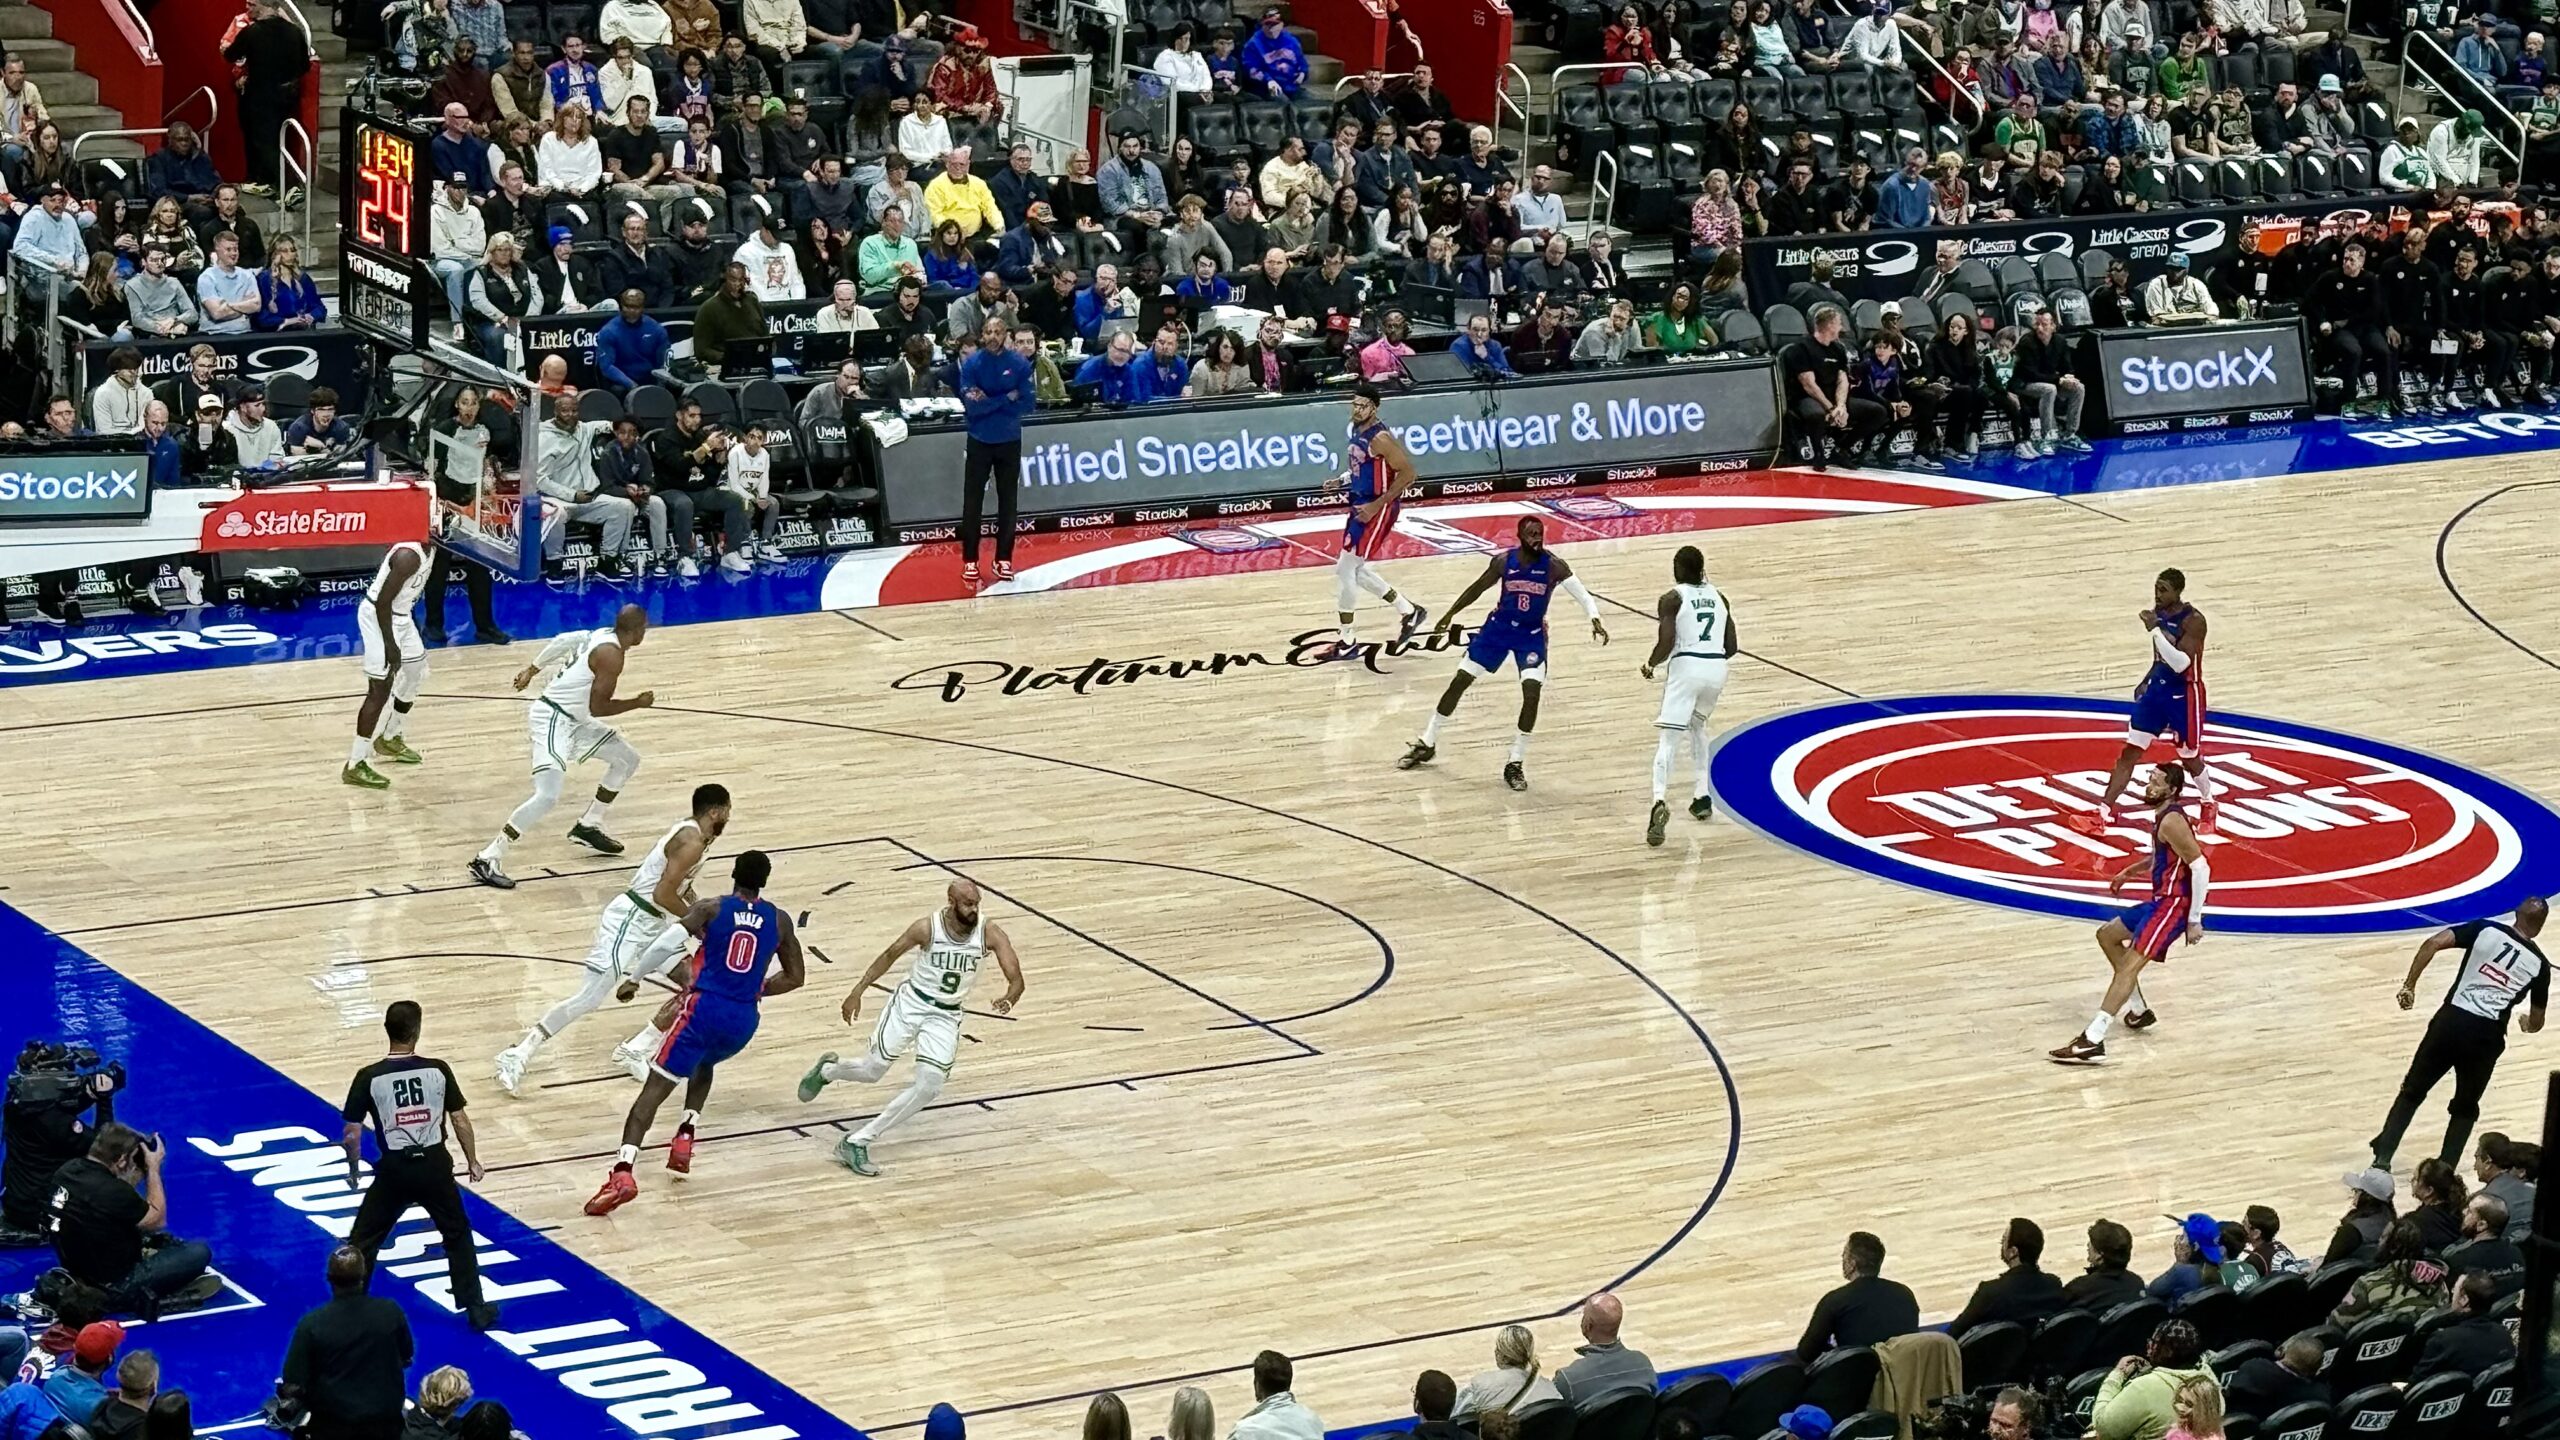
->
xmin=1741 ymin=195 xmax=2422 ymax=306
xmin=881 ymin=359 xmax=1783 ymax=532
xmin=2088 ymin=319 xmax=2313 ymax=433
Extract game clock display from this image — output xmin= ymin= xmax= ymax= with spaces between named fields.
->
xmin=338 ymin=112 xmax=434 ymax=351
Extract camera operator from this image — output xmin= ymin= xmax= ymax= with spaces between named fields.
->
xmin=2 ymin=1044 xmax=122 ymax=1244
xmin=1987 ymin=1388 xmax=2043 ymax=1440
xmin=43 ymin=1123 xmax=212 ymax=1315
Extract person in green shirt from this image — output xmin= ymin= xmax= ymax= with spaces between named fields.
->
xmin=856 ymin=204 xmax=925 ymax=292
xmin=1993 ymin=94 xmax=2051 ymax=164
xmin=1646 ymin=282 xmax=1715 ymax=354
xmin=2154 ymin=31 xmax=2209 ymax=100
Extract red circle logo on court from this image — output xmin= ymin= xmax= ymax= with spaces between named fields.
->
xmin=1708 ymin=695 xmax=2560 ymax=934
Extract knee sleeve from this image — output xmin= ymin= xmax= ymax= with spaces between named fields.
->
xmin=909 ymin=1066 xmax=947 ymax=1104
xmin=598 ymin=737 xmax=643 ymax=790
xmin=390 ymin=655 xmax=427 ymax=702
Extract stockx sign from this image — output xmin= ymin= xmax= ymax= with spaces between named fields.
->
xmin=0 ymin=456 xmax=150 ymax=523
xmin=2096 ymin=324 xmax=2313 ymax=423
xmin=2114 ymin=343 xmax=2278 ymax=397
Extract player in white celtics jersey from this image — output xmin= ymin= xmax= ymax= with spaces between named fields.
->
xmin=1641 ymin=546 xmax=1736 ymax=848
xmin=796 ymin=878 xmax=1025 ymax=1177
xmin=343 ymin=535 xmax=437 ymax=790
xmin=469 ymin=604 xmax=655 ymax=889
xmin=493 ymin=783 xmax=730 ymax=1096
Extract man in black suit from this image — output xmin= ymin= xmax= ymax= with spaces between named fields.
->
xmin=1794 ymin=1231 xmax=1919 ymax=1363
xmin=1401 ymin=231 xmax=1459 ymax=295
xmin=2061 ymin=1219 xmax=2146 ymax=1312
xmin=2223 ymin=1334 xmax=2327 ymax=1419
xmin=1241 ymin=248 xmax=1310 ymax=326
xmin=2412 ymin=1273 xmax=2514 ymax=1381
xmin=1239 ymin=314 xmax=1304 ymax=393
xmin=1950 ymin=1218 xmax=2068 ymax=1337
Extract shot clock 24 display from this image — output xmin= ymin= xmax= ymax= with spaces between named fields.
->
xmin=337 ymin=111 xmax=434 ymax=350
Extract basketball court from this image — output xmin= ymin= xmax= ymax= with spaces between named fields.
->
xmin=5 ymin=452 xmax=2558 ymax=1440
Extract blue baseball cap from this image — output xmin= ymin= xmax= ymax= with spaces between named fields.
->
xmin=547 ymin=225 xmax=574 ymax=247
xmin=2175 ymin=1212 xmax=2225 ymax=1264
xmin=1781 ymin=1407 xmax=1834 ymax=1440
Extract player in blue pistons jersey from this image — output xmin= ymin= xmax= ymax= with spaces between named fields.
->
xmin=1397 ymin=516 xmax=1608 ymax=790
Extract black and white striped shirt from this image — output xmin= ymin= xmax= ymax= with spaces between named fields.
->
xmin=2442 ymin=918 xmax=2551 ymax=1025
xmin=342 ymin=1055 xmax=465 ymax=1154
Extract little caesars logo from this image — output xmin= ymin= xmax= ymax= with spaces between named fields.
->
xmin=1708 ymin=695 xmax=2560 ymax=935
xmin=893 ymin=626 xmax=1474 ymax=701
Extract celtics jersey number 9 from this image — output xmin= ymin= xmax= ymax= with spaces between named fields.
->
xmin=908 ymin=913 xmax=985 ymax=1006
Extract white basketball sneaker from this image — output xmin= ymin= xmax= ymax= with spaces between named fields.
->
xmin=611 ymin=1040 xmax=652 ymax=1081
xmin=494 ymin=1047 xmax=526 ymax=1097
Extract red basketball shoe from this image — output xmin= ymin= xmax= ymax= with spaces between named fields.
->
xmin=584 ymin=1168 xmax=638 ymax=1215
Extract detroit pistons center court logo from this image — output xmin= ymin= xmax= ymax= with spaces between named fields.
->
xmin=1708 ymin=695 xmax=2560 ymax=935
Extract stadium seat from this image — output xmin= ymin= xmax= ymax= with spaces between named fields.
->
xmin=2392 ymin=1371 xmax=2468 ymax=1440
xmin=2355 ymin=100 xmax=2393 ymax=143
xmin=505 ymin=2 xmax=544 ymax=54
xmin=1953 ymin=259 xmax=2001 ymax=306
xmin=1513 ymin=1400 xmax=1577 ymax=1440
xmin=2063 ymin=1368 xmax=2109 ymax=1429
xmin=1958 ymin=1321 xmax=2031 ymax=1389
xmin=784 ymin=58 xmax=833 ymax=101
xmin=1617 ymin=145 xmax=1679 ymax=232
xmin=2034 ymin=251 xmax=2077 ymax=292
xmin=2222 ymin=49 xmax=2261 ymax=99
xmin=263 ymin=373 xmax=311 ymax=422
xmin=2215 ymin=157 xmax=2259 ymax=202
xmin=685 ymin=382 xmax=740 ymax=429
xmin=1937 ymin=291 xmax=1980 ymax=330
xmin=2259 ymin=1404 xmax=2330 ymax=1440
xmin=1604 ymin=82 xmax=1664 ymax=154
xmin=1827 ymin=1413 xmax=1897 ymax=1440
xmin=2297 ymin=151 xmax=2336 ymax=195
xmin=738 ymin=378 xmax=793 ymax=424
xmin=544 ymin=200 xmax=606 ymax=244
xmin=1741 ymin=74 xmax=1788 ymax=125
xmin=1761 ymin=303 xmax=1809 ymax=351
xmin=2131 ymin=160 xmax=2172 ymax=206
xmin=1186 ymin=103 xmax=1244 ymax=166
xmin=2325 ymin=1384 xmax=2401 ymax=1440
xmin=2025 ymin=1309 xmax=2098 ymax=1382
xmin=2174 ymin=160 xmax=2213 ymax=205
xmin=1693 ymin=77 xmax=1739 ymax=126
xmin=2337 ymin=148 xmax=2375 ymax=190
xmin=2261 ymin=146 xmax=2305 ymax=195
xmin=1237 ymin=100 xmax=1290 ymax=162
xmin=1831 ymin=68 xmax=1881 ymax=127
xmin=2238 ymin=1273 xmax=2312 ymax=1346
xmin=1800 ymin=1346 xmax=1879 ymax=1420
xmin=1785 ymin=73 xmax=1838 ymax=126
xmin=1850 ymin=298 xmax=1885 ymax=338
xmin=2060 ymin=165 xmax=2085 ymax=212
xmin=1718 ymin=310 xmax=1766 ymax=353
xmin=2325 ymin=1315 xmax=2414 ymax=1397
xmin=1290 ymin=106 xmax=1333 ymax=151
xmin=1658 ymin=1373 xmax=1734 ymax=1434
xmin=1651 ymin=78 xmax=1707 ymax=148
xmin=2077 ymin=247 xmax=2117 ymax=286
xmin=1106 ymin=103 xmax=1162 ymax=150
xmin=1574 ymin=1391 xmax=1656 ymax=1440
xmin=2049 ymin=286 xmax=2092 ymax=330
xmin=1874 ymin=68 xmax=1923 ymax=128
xmin=2175 ymin=1286 xmax=2243 ymax=1350
xmin=576 ymin=387 xmax=624 ymax=424
xmin=2209 ymin=1340 xmax=2276 ymax=1386
xmin=626 ymin=384 xmax=677 ymax=429
xmin=2261 ymin=46 xmax=2297 ymax=92
xmin=1665 ymin=141 xmax=1707 ymax=192
xmin=1725 ymin=1360 xmax=1808 ymax=1440
xmin=1554 ymin=85 xmax=1609 ymax=175
xmin=2470 ymin=1362 xmax=2515 ymax=1435
xmin=2088 ymin=1299 xmax=2170 ymax=1371
xmin=1995 ymin=255 xmax=2040 ymax=295
xmin=2305 ymin=1263 xmax=2371 ymax=1323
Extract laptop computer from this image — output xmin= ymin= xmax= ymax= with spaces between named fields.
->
xmin=1398 ymin=284 xmax=1456 ymax=326
xmin=799 ymin=328 xmax=853 ymax=370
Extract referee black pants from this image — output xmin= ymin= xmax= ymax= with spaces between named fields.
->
xmin=347 ymin=1147 xmax=485 ymax=1312
xmin=960 ymin=436 xmax=1022 ymax=567
xmin=2369 ymin=1006 xmax=2506 ymax=1170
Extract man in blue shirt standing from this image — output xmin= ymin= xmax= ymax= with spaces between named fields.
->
xmin=957 ymin=315 xmax=1034 ymax=587
xmin=594 ymin=288 xmax=672 ymax=394
xmin=1240 ymin=7 xmax=1307 ymax=103
xmin=1132 ymin=324 xmax=1190 ymax=403
xmin=1876 ymin=147 xmax=1934 ymax=228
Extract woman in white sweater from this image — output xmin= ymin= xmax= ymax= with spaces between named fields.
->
xmin=1453 ymin=1326 xmax=1565 ymax=1419
xmin=537 ymin=107 xmax=604 ymax=197
xmin=897 ymin=91 xmax=955 ymax=168
xmin=1152 ymin=24 xmax=1213 ymax=94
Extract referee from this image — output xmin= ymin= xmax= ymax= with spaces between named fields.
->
xmin=340 ymin=1001 xmax=498 ymax=1331
xmin=2369 ymin=897 xmax=2549 ymax=1171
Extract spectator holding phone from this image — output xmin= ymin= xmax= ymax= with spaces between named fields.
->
xmin=43 ymin=1122 xmax=213 ymax=1314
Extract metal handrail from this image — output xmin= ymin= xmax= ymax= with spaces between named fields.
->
xmin=1495 ymin=61 xmax=1532 ymax=159
xmin=1331 ymin=69 xmax=1415 ymax=93
xmin=1902 ymin=35 xmax=1985 ymax=128
xmin=1587 ymin=147 xmax=1619 ymax=235
xmin=2399 ymin=30 xmax=2524 ymax=169
xmin=164 ymin=84 xmax=219 ymax=139
xmin=111 ymin=0 xmax=155 ymax=62
xmin=70 ymin=124 xmax=171 ymax=165
xmin=1116 ymin=62 xmax=1181 ymax=151
xmin=280 ymin=118 xmax=314 ymax=254
xmin=1069 ymin=0 xmax=1126 ymax=98
xmin=276 ymin=0 xmax=316 ymax=46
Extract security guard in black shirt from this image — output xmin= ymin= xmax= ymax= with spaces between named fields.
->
xmin=341 ymin=1002 xmax=497 ymax=1331
xmin=2376 ymin=227 xmax=2445 ymax=413
xmin=2411 ymin=1273 xmax=2516 ymax=1380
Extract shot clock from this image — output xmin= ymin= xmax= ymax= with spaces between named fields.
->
xmin=337 ymin=111 xmax=435 ymax=351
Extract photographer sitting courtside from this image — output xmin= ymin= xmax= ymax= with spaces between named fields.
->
xmin=1 ymin=1044 xmax=121 ymax=1245
xmin=43 ymin=1123 xmax=213 ymax=1316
